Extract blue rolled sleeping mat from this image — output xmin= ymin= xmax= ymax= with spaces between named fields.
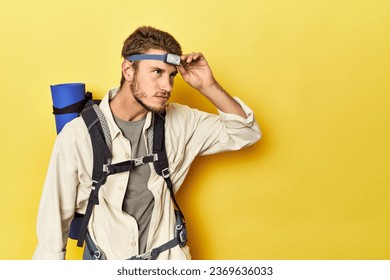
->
xmin=51 ymin=83 xmax=87 ymax=134
xmin=50 ymin=83 xmax=94 ymax=240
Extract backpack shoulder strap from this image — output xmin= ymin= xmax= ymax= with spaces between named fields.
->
xmin=153 ymin=113 xmax=185 ymax=222
xmin=152 ymin=113 xmax=168 ymax=177
xmin=76 ymin=105 xmax=112 ymax=247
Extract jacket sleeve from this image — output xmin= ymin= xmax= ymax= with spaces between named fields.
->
xmin=32 ymin=124 xmax=80 ymax=260
xmin=166 ymin=97 xmax=261 ymax=157
xmin=202 ymin=97 xmax=261 ymax=155
xmin=164 ymin=97 xmax=261 ymax=189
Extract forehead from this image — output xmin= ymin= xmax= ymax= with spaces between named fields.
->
xmin=138 ymin=59 xmax=176 ymax=71
xmin=137 ymin=63 xmax=177 ymax=75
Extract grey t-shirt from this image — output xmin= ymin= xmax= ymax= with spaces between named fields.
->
xmin=113 ymin=115 xmax=154 ymax=254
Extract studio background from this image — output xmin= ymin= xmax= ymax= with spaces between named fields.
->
xmin=0 ymin=0 xmax=389 ymax=260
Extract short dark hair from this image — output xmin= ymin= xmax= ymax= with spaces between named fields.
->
xmin=120 ymin=26 xmax=182 ymax=87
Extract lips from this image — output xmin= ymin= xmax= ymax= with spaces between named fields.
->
xmin=155 ymin=94 xmax=170 ymax=101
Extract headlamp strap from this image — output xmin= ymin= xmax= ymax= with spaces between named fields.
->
xmin=127 ymin=53 xmax=181 ymax=66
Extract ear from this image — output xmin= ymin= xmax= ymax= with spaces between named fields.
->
xmin=122 ymin=60 xmax=134 ymax=81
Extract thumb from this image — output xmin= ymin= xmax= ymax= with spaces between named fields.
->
xmin=177 ymin=65 xmax=188 ymax=77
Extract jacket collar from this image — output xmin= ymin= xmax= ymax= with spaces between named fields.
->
xmin=99 ymin=88 xmax=153 ymax=142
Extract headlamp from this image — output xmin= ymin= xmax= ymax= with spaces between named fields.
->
xmin=126 ymin=53 xmax=181 ymax=66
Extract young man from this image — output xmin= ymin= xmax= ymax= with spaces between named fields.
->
xmin=33 ymin=26 xmax=261 ymax=260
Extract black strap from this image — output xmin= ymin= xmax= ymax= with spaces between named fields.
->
xmin=77 ymin=107 xmax=112 ymax=247
xmin=106 ymin=155 xmax=156 ymax=174
xmin=153 ymin=113 xmax=185 ymax=221
xmin=52 ymin=92 xmax=93 ymax=115
xmin=130 ymin=210 xmax=186 ymax=260
xmin=130 ymin=238 xmax=180 ymax=260
xmin=85 ymin=231 xmax=105 ymax=260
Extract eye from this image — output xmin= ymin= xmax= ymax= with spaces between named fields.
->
xmin=153 ymin=69 xmax=162 ymax=75
xmin=170 ymin=72 xmax=178 ymax=79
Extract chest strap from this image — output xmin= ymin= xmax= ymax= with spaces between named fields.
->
xmin=103 ymin=154 xmax=158 ymax=175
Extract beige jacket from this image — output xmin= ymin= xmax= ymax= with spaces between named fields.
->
xmin=33 ymin=88 xmax=261 ymax=260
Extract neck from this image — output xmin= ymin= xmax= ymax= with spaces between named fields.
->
xmin=110 ymin=86 xmax=148 ymax=121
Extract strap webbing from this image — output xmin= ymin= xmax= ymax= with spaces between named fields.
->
xmin=77 ymin=107 xmax=112 ymax=247
xmin=129 ymin=210 xmax=186 ymax=260
xmin=130 ymin=237 xmax=180 ymax=260
xmin=153 ymin=114 xmax=185 ymax=221
xmin=52 ymin=92 xmax=94 ymax=115
xmin=106 ymin=155 xmax=156 ymax=174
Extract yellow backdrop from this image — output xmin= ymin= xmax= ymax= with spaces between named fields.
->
xmin=0 ymin=0 xmax=389 ymax=260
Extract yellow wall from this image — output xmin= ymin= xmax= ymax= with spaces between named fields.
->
xmin=0 ymin=0 xmax=389 ymax=260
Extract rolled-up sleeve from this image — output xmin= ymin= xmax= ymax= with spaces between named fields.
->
xmin=211 ymin=97 xmax=261 ymax=153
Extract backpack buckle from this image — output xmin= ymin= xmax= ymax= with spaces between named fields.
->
xmin=175 ymin=223 xmax=187 ymax=247
xmin=93 ymin=250 xmax=102 ymax=260
xmin=131 ymin=251 xmax=152 ymax=260
xmin=161 ymin=168 xmax=170 ymax=178
xmin=103 ymin=164 xmax=110 ymax=174
xmin=133 ymin=158 xmax=144 ymax=167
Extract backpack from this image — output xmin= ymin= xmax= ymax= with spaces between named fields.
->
xmin=53 ymin=92 xmax=187 ymax=259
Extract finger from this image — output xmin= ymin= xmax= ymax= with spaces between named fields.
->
xmin=191 ymin=52 xmax=204 ymax=61
xmin=179 ymin=54 xmax=193 ymax=67
xmin=182 ymin=52 xmax=203 ymax=66
xmin=176 ymin=64 xmax=189 ymax=78
xmin=185 ymin=52 xmax=198 ymax=63
xmin=186 ymin=52 xmax=195 ymax=63
xmin=179 ymin=59 xmax=188 ymax=68
xmin=176 ymin=64 xmax=185 ymax=73
xmin=192 ymin=52 xmax=203 ymax=61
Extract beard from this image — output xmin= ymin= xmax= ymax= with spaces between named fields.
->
xmin=130 ymin=73 xmax=169 ymax=114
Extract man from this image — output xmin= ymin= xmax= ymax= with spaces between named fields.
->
xmin=33 ymin=26 xmax=261 ymax=260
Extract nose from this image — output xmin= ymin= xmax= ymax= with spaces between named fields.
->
xmin=160 ymin=75 xmax=173 ymax=93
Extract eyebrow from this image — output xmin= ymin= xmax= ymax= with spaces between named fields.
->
xmin=151 ymin=67 xmax=178 ymax=76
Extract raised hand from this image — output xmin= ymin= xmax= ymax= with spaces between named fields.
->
xmin=177 ymin=52 xmax=216 ymax=94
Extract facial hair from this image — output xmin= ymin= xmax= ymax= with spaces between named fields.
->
xmin=130 ymin=72 xmax=168 ymax=114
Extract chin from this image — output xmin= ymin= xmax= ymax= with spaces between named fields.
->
xmin=152 ymin=106 xmax=167 ymax=114
xmin=144 ymin=103 xmax=167 ymax=114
